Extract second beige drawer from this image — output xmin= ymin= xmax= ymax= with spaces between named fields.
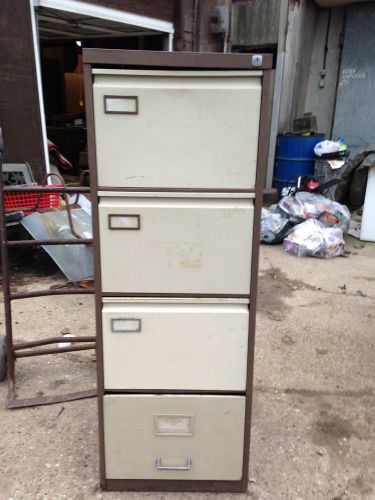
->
xmin=98 ymin=194 xmax=254 ymax=295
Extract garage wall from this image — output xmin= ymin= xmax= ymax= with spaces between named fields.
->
xmin=231 ymin=0 xmax=280 ymax=49
xmin=196 ymin=0 xmax=225 ymax=53
xmin=278 ymin=0 xmax=318 ymax=133
xmin=0 ymin=0 xmax=46 ymax=181
xmin=304 ymin=8 xmax=345 ymax=137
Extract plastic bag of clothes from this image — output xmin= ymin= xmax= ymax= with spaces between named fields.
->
xmin=278 ymin=192 xmax=324 ymax=222
xmin=282 ymin=219 xmax=344 ymax=259
xmin=314 ymin=138 xmax=348 ymax=159
xmin=314 ymin=140 xmax=340 ymax=157
xmin=261 ymin=207 xmax=293 ymax=244
xmin=278 ymin=192 xmax=350 ymax=232
xmin=318 ymin=201 xmax=351 ymax=232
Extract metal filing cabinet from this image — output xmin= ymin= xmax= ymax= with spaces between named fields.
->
xmin=83 ymin=49 xmax=271 ymax=493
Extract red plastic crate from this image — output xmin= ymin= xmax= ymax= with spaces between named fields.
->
xmin=4 ymin=185 xmax=63 ymax=215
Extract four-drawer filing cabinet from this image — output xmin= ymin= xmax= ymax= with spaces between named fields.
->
xmin=83 ymin=49 xmax=271 ymax=493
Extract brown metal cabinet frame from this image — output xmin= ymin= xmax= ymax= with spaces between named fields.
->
xmin=83 ymin=49 xmax=272 ymax=493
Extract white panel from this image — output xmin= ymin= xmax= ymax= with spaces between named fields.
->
xmin=360 ymin=166 xmax=375 ymax=241
xmin=104 ymin=395 xmax=245 ymax=480
xmin=99 ymin=196 xmax=254 ymax=295
xmin=93 ymin=71 xmax=262 ymax=189
xmin=102 ymin=300 xmax=249 ymax=390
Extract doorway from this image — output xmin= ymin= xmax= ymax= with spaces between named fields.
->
xmin=32 ymin=0 xmax=174 ymax=181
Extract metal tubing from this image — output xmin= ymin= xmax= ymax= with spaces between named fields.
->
xmin=0 ymin=152 xmax=16 ymax=396
xmin=10 ymin=288 xmax=95 ymax=300
xmin=3 ymin=186 xmax=90 ymax=193
xmin=62 ymin=192 xmax=82 ymax=239
xmin=84 ymin=60 xmax=107 ymax=488
xmin=14 ymin=343 xmax=96 ymax=358
xmin=7 ymin=239 xmax=93 ymax=247
xmin=7 ymin=389 xmax=97 ymax=409
xmin=13 ymin=336 xmax=96 ymax=350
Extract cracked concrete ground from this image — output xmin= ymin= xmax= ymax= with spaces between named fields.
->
xmin=0 ymin=236 xmax=374 ymax=499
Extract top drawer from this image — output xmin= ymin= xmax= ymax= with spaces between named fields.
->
xmin=93 ymin=69 xmax=262 ymax=190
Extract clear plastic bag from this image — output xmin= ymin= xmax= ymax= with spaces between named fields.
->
xmin=282 ymin=219 xmax=344 ymax=259
xmin=261 ymin=207 xmax=292 ymax=244
xmin=277 ymin=192 xmax=350 ymax=232
xmin=278 ymin=192 xmax=330 ymax=222
xmin=318 ymin=200 xmax=351 ymax=232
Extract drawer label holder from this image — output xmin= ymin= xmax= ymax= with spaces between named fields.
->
xmin=104 ymin=95 xmax=138 ymax=114
xmin=108 ymin=214 xmax=141 ymax=230
xmin=155 ymin=414 xmax=194 ymax=436
xmin=111 ymin=318 xmax=142 ymax=333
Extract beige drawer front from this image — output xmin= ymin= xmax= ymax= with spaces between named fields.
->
xmin=102 ymin=299 xmax=249 ymax=391
xmin=99 ymin=195 xmax=253 ymax=295
xmin=104 ymin=395 xmax=245 ymax=480
xmin=93 ymin=70 xmax=261 ymax=189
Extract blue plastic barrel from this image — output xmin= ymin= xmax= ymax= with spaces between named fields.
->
xmin=273 ymin=134 xmax=325 ymax=196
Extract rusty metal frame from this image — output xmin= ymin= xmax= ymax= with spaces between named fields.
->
xmin=0 ymin=171 xmax=97 ymax=409
xmin=83 ymin=49 xmax=272 ymax=493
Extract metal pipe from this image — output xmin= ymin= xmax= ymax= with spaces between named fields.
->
xmin=14 ymin=343 xmax=96 ymax=358
xmin=3 ymin=186 xmax=90 ymax=193
xmin=0 ymin=149 xmax=16 ymax=394
xmin=10 ymin=288 xmax=95 ymax=300
xmin=13 ymin=336 xmax=96 ymax=350
xmin=330 ymin=7 xmax=347 ymax=138
xmin=7 ymin=238 xmax=93 ymax=247
xmin=192 ymin=0 xmax=199 ymax=52
xmin=322 ymin=8 xmax=332 ymax=73
xmin=7 ymin=388 xmax=97 ymax=409
xmin=29 ymin=0 xmax=50 ymax=179
xmin=40 ymin=172 xmax=83 ymax=240
xmin=62 ymin=192 xmax=82 ymax=239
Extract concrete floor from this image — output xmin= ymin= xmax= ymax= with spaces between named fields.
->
xmin=0 ymin=237 xmax=374 ymax=499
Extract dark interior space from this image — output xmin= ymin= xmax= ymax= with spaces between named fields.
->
xmin=40 ymin=35 xmax=165 ymax=178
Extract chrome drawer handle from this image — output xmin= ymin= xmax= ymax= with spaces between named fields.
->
xmin=155 ymin=457 xmax=192 ymax=471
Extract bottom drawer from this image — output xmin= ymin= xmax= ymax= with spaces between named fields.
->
xmin=104 ymin=395 xmax=245 ymax=481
